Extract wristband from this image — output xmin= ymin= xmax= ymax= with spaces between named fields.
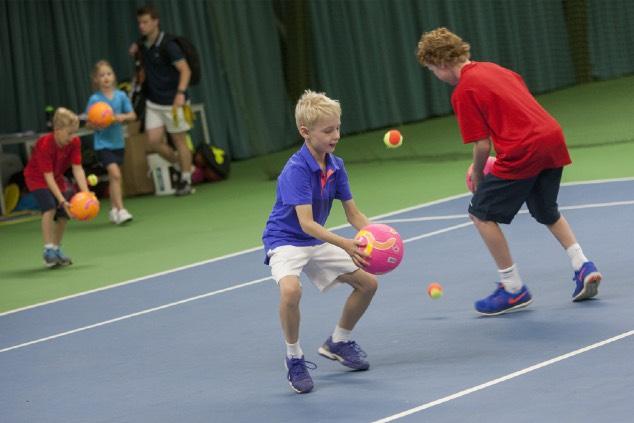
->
xmin=177 ymin=89 xmax=186 ymax=95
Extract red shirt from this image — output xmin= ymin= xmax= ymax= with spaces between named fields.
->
xmin=451 ymin=62 xmax=571 ymax=179
xmin=24 ymin=132 xmax=82 ymax=191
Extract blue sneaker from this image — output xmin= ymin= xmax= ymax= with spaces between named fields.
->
xmin=43 ymin=248 xmax=60 ymax=268
xmin=572 ymin=261 xmax=602 ymax=302
xmin=55 ymin=248 xmax=73 ymax=266
xmin=475 ymin=283 xmax=533 ymax=316
xmin=285 ymin=356 xmax=316 ymax=394
xmin=318 ymin=337 xmax=369 ymax=370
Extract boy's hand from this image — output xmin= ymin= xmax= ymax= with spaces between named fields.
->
xmin=59 ymin=200 xmax=73 ymax=219
xmin=344 ymin=238 xmax=370 ymax=269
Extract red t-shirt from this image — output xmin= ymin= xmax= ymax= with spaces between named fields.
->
xmin=24 ymin=132 xmax=82 ymax=191
xmin=451 ymin=62 xmax=571 ymax=179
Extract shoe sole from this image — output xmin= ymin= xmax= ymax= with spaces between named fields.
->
xmin=476 ymin=298 xmax=533 ymax=317
xmin=573 ymin=272 xmax=602 ymax=302
xmin=317 ymin=347 xmax=370 ymax=371
xmin=116 ymin=217 xmax=133 ymax=225
xmin=44 ymin=261 xmax=60 ymax=268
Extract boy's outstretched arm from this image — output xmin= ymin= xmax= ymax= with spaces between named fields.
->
xmin=71 ymin=164 xmax=90 ymax=193
xmin=295 ymin=204 xmax=369 ymax=268
xmin=471 ymin=138 xmax=492 ymax=192
xmin=341 ymin=199 xmax=370 ymax=231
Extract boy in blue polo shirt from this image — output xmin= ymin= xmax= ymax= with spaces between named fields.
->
xmin=262 ymin=90 xmax=378 ymax=394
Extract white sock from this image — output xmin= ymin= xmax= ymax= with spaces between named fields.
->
xmin=181 ymin=172 xmax=192 ymax=184
xmin=566 ymin=243 xmax=588 ymax=271
xmin=286 ymin=341 xmax=303 ymax=359
xmin=332 ymin=325 xmax=352 ymax=343
xmin=499 ymin=264 xmax=523 ymax=293
xmin=52 ymin=245 xmax=60 ymax=251
xmin=44 ymin=243 xmax=55 ymax=250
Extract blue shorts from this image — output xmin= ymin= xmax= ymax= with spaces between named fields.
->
xmin=96 ymin=148 xmax=125 ymax=166
xmin=468 ymin=167 xmax=563 ymax=225
xmin=31 ymin=189 xmax=72 ymax=220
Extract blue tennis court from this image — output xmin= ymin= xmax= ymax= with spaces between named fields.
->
xmin=2 ymin=178 xmax=633 ymax=422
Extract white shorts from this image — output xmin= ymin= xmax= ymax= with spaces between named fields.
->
xmin=145 ymin=99 xmax=191 ymax=133
xmin=267 ymin=243 xmax=359 ymax=292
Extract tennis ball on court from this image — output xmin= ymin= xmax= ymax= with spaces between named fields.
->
xmin=427 ymin=282 xmax=443 ymax=299
xmin=87 ymin=174 xmax=98 ymax=187
xmin=383 ymin=129 xmax=403 ymax=148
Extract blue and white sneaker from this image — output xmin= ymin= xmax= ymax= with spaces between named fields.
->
xmin=572 ymin=261 xmax=602 ymax=302
xmin=285 ymin=356 xmax=316 ymax=394
xmin=318 ymin=337 xmax=370 ymax=370
xmin=55 ymin=248 xmax=73 ymax=266
xmin=475 ymin=283 xmax=533 ymax=316
xmin=43 ymin=248 xmax=60 ymax=268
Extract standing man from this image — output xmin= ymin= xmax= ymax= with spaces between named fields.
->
xmin=129 ymin=4 xmax=193 ymax=196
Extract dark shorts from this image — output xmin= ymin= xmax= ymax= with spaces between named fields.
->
xmin=468 ymin=167 xmax=563 ymax=225
xmin=31 ymin=188 xmax=72 ymax=220
xmin=96 ymin=148 xmax=125 ymax=166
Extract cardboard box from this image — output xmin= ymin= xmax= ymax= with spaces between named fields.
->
xmin=122 ymin=122 xmax=155 ymax=197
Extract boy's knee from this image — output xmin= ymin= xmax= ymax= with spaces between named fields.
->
xmin=359 ymin=273 xmax=378 ymax=296
xmin=279 ymin=278 xmax=302 ymax=305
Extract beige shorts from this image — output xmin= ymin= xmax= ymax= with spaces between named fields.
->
xmin=145 ymin=99 xmax=191 ymax=133
xmin=267 ymin=243 xmax=359 ymax=292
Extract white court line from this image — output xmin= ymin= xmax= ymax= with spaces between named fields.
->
xmin=378 ymin=199 xmax=634 ymax=224
xmin=0 ymin=277 xmax=272 ymax=353
xmin=0 ymin=221 xmax=478 ymax=353
xmin=2 ymin=177 xmax=633 ymax=317
xmin=371 ymin=329 xmax=634 ymax=423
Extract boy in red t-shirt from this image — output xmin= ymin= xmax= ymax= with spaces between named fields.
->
xmin=24 ymin=108 xmax=91 ymax=267
xmin=416 ymin=28 xmax=602 ymax=316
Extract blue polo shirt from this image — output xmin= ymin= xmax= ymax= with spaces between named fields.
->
xmin=262 ymin=143 xmax=353 ymax=263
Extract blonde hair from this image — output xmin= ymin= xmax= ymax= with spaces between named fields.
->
xmin=416 ymin=27 xmax=471 ymax=67
xmin=52 ymin=107 xmax=79 ymax=130
xmin=91 ymin=60 xmax=116 ymax=90
xmin=295 ymin=90 xmax=341 ymax=131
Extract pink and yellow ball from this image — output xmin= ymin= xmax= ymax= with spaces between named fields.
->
xmin=354 ymin=223 xmax=404 ymax=275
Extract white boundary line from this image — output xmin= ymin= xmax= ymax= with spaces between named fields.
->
xmin=379 ymin=199 xmax=634 ymax=224
xmin=1 ymin=222 xmax=477 ymax=353
xmin=0 ymin=277 xmax=272 ymax=353
xmin=371 ymin=329 xmax=634 ymax=423
xmin=0 ymin=222 xmax=476 ymax=353
xmin=2 ymin=176 xmax=633 ymax=317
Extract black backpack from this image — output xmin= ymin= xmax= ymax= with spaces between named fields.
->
xmin=194 ymin=144 xmax=231 ymax=182
xmin=160 ymin=33 xmax=201 ymax=85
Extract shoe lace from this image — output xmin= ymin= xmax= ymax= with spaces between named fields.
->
xmin=287 ymin=358 xmax=317 ymax=380
xmin=338 ymin=341 xmax=367 ymax=360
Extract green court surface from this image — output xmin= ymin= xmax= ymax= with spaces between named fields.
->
xmin=1 ymin=76 xmax=633 ymax=313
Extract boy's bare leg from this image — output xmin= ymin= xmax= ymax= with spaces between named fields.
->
xmin=336 ymin=270 xmax=378 ymax=330
xmin=41 ymin=210 xmax=56 ymax=245
xmin=279 ymin=276 xmax=302 ymax=344
xmin=53 ymin=217 xmax=67 ymax=246
xmin=546 ymin=215 xmax=577 ymax=249
xmin=470 ymin=215 xmax=514 ymax=269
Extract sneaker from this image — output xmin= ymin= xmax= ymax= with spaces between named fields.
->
xmin=108 ymin=208 xmax=119 ymax=224
xmin=43 ymin=248 xmax=60 ymax=268
xmin=572 ymin=261 xmax=602 ymax=302
xmin=55 ymin=248 xmax=73 ymax=266
xmin=285 ymin=356 xmax=316 ymax=394
xmin=117 ymin=208 xmax=133 ymax=224
xmin=174 ymin=180 xmax=194 ymax=196
xmin=318 ymin=337 xmax=370 ymax=370
xmin=475 ymin=283 xmax=533 ymax=316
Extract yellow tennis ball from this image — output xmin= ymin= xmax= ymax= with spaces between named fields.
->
xmin=383 ymin=129 xmax=403 ymax=148
xmin=427 ymin=282 xmax=443 ymax=299
xmin=87 ymin=174 xmax=98 ymax=187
